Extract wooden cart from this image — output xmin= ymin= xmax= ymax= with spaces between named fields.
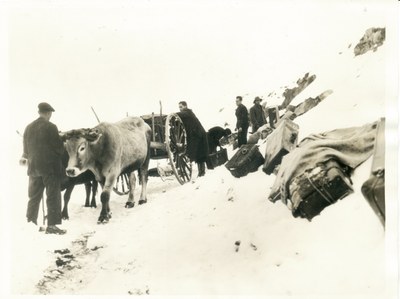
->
xmin=113 ymin=112 xmax=193 ymax=195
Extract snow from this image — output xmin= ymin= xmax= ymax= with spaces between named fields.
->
xmin=3 ymin=1 xmax=398 ymax=298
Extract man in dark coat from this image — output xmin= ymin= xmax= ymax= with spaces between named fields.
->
xmin=207 ymin=126 xmax=232 ymax=154
xmin=19 ymin=102 xmax=66 ymax=234
xmin=177 ymin=101 xmax=209 ymax=177
xmin=235 ymin=96 xmax=249 ymax=147
xmin=249 ymin=96 xmax=267 ymax=133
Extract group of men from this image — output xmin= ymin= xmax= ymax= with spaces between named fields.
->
xmin=20 ymin=97 xmax=269 ymax=235
xmin=235 ymin=96 xmax=268 ymax=147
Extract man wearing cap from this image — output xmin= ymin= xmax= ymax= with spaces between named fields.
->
xmin=249 ymin=96 xmax=267 ymax=134
xmin=19 ymin=102 xmax=66 ymax=234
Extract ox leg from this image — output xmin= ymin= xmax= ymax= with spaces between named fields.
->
xmin=91 ymin=180 xmax=98 ymax=208
xmin=84 ymin=182 xmax=91 ymax=207
xmin=62 ymin=185 xmax=74 ymax=220
xmin=125 ymin=172 xmax=136 ymax=208
xmin=138 ymin=167 xmax=149 ymax=205
xmin=98 ymin=175 xmax=116 ymax=224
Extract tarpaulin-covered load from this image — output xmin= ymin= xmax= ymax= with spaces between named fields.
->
xmin=263 ymin=119 xmax=299 ymax=175
xmin=268 ymin=120 xmax=379 ymax=217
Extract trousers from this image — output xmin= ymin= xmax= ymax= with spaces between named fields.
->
xmin=238 ymin=127 xmax=249 ymax=147
xmin=27 ymin=175 xmax=62 ymax=226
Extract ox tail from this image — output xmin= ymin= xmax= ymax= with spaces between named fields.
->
xmin=138 ymin=128 xmax=152 ymax=186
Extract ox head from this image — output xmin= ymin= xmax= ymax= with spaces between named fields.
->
xmin=60 ymin=128 xmax=102 ymax=177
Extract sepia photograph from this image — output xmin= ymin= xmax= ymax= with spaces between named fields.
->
xmin=0 ymin=0 xmax=398 ymax=298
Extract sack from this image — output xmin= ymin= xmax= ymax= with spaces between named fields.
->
xmin=225 ymin=144 xmax=265 ymax=178
xmin=289 ymin=160 xmax=354 ymax=221
xmin=206 ymin=148 xmax=229 ymax=170
xmin=361 ymin=118 xmax=385 ymax=227
xmin=263 ymin=119 xmax=299 ymax=175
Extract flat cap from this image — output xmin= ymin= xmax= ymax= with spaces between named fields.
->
xmin=38 ymin=102 xmax=55 ymax=112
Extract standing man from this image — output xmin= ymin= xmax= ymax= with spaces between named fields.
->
xmin=235 ymin=96 xmax=249 ymax=147
xmin=177 ymin=101 xmax=209 ymax=177
xmin=249 ymin=96 xmax=267 ymax=133
xmin=19 ymin=102 xmax=66 ymax=234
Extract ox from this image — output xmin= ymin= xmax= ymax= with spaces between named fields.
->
xmin=62 ymin=117 xmax=152 ymax=223
xmin=58 ymin=146 xmax=98 ymax=220
xmin=60 ymin=169 xmax=98 ymax=220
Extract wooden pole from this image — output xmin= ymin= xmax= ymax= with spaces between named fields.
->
xmin=91 ymin=106 xmax=101 ymax=123
xmin=159 ymin=101 xmax=164 ymax=143
xmin=152 ymin=112 xmax=157 ymax=156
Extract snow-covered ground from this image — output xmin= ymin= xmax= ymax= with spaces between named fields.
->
xmin=2 ymin=1 xmax=398 ymax=298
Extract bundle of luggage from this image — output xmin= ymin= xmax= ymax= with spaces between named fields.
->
xmin=206 ymin=148 xmax=229 ymax=170
xmin=225 ymin=144 xmax=264 ymax=178
xmin=263 ymin=119 xmax=299 ymax=175
xmin=268 ymin=119 xmax=384 ymax=223
xmin=361 ymin=118 xmax=385 ymax=226
xmin=288 ymin=159 xmax=354 ymax=220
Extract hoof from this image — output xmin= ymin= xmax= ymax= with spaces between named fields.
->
xmin=125 ymin=202 xmax=135 ymax=208
xmin=97 ymin=213 xmax=111 ymax=224
xmin=91 ymin=203 xmax=97 ymax=208
xmin=84 ymin=204 xmax=90 ymax=208
xmin=138 ymin=199 xmax=147 ymax=205
xmin=61 ymin=212 xmax=69 ymax=220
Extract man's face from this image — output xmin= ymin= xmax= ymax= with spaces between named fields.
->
xmin=178 ymin=104 xmax=186 ymax=112
xmin=236 ymin=99 xmax=241 ymax=106
xmin=255 ymin=100 xmax=261 ymax=105
xmin=40 ymin=111 xmax=52 ymax=120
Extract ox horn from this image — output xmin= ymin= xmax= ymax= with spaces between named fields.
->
xmin=59 ymin=129 xmax=86 ymax=141
xmin=85 ymin=128 xmax=102 ymax=142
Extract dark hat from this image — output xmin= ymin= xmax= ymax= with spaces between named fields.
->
xmin=254 ymin=96 xmax=262 ymax=104
xmin=38 ymin=102 xmax=55 ymax=112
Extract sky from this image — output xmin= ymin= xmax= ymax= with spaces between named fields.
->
xmin=4 ymin=0 xmax=391 ymax=133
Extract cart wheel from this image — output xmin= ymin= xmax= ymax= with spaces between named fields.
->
xmin=165 ymin=113 xmax=192 ymax=185
xmin=113 ymin=173 xmax=131 ymax=195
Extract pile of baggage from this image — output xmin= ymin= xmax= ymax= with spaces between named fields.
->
xmin=221 ymin=110 xmax=385 ymax=226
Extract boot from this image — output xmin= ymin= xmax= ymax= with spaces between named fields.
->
xmin=198 ymin=162 xmax=206 ymax=177
xmin=45 ymin=225 xmax=67 ymax=235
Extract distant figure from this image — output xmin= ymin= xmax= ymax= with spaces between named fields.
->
xmin=177 ymin=101 xmax=209 ymax=177
xmin=19 ymin=102 xmax=66 ymax=235
xmin=207 ymin=126 xmax=232 ymax=154
xmin=249 ymin=96 xmax=267 ymax=133
xmin=235 ymin=96 xmax=249 ymax=147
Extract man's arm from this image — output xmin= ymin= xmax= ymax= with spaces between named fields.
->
xmin=249 ymin=107 xmax=256 ymax=125
xmin=20 ymin=127 xmax=29 ymax=166
xmin=22 ymin=127 xmax=28 ymax=159
xmin=48 ymin=123 xmax=64 ymax=156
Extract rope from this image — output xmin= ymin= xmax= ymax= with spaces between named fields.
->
xmin=305 ymin=173 xmax=334 ymax=204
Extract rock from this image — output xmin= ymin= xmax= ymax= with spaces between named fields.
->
xmin=354 ymin=27 xmax=385 ymax=56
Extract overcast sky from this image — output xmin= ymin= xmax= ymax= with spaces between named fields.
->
xmin=3 ymin=0 xmax=390 ymax=132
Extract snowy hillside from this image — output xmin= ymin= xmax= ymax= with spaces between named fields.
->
xmin=8 ymin=26 xmax=390 ymax=298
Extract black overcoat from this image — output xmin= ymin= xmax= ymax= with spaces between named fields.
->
xmin=177 ymin=109 xmax=209 ymax=163
xmin=235 ymin=104 xmax=249 ymax=130
xmin=23 ymin=117 xmax=64 ymax=177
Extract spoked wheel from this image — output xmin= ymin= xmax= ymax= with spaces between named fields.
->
xmin=113 ymin=173 xmax=131 ymax=195
xmin=165 ymin=113 xmax=192 ymax=185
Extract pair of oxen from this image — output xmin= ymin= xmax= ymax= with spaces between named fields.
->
xmin=61 ymin=117 xmax=151 ymax=224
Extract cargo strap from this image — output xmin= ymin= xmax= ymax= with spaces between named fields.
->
xmin=305 ymin=172 xmax=336 ymax=204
